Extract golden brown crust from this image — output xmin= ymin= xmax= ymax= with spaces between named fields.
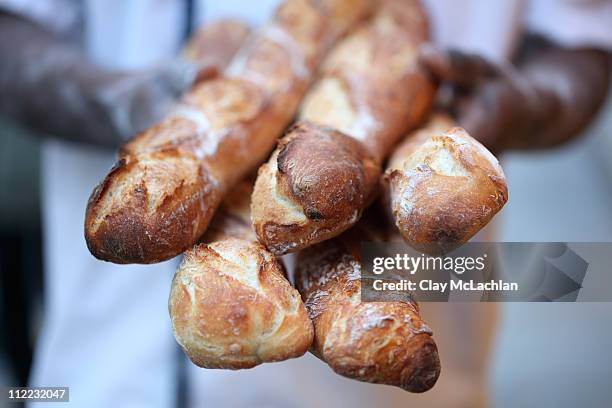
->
xmin=294 ymin=220 xmax=441 ymax=392
xmin=251 ymin=0 xmax=435 ymax=256
xmin=277 ymin=123 xmax=378 ymax=221
xmin=85 ymin=0 xmax=374 ymax=264
xmin=84 ymin=150 xmax=220 ymax=264
xmin=202 ymin=179 xmax=255 ymax=243
xmin=169 ymin=180 xmax=313 ymax=369
xmin=300 ymin=0 xmax=433 ymax=161
xmin=183 ymin=19 xmax=251 ymax=70
xmin=251 ymin=122 xmax=380 ymax=255
xmin=383 ymin=119 xmax=508 ymax=254
xmin=169 ymin=239 xmax=313 ymax=369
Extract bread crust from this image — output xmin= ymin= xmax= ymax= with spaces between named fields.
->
xmin=85 ymin=150 xmax=221 ymax=263
xmin=169 ymin=180 xmax=314 ymax=369
xmin=85 ymin=0 xmax=374 ymax=264
xmin=182 ymin=19 xmax=251 ymax=74
xmin=251 ymin=0 xmax=435 ymax=255
xmin=170 ymin=239 xmax=313 ymax=369
xmin=383 ymin=116 xmax=508 ymax=254
xmin=294 ymin=217 xmax=441 ymax=392
xmin=251 ymin=122 xmax=379 ymax=255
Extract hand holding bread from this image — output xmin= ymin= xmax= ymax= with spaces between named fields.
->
xmin=83 ymin=3 xmax=513 ymax=395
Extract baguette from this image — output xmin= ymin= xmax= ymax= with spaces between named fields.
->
xmin=85 ymin=0 xmax=374 ymax=264
xmin=383 ymin=114 xmax=508 ymax=254
xmin=182 ymin=19 xmax=251 ymax=80
xmin=169 ymin=180 xmax=313 ymax=369
xmin=251 ymin=0 xmax=435 ymax=255
xmin=294 ymin=212 xmax=441 ymax=392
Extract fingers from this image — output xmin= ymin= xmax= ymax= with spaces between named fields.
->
xmin=418 ymin=45 xmax=500 ymax=88
xmin=454 ymin=79 xmax=529 ymax=154
xmin=455 ymin=94 xmax=500 ymax=152
xmin=418 ymin=45 xmax=518 ymax=153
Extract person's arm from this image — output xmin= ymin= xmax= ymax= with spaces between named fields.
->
xmin=0 ymin=13 xmax=198 ymax=147
xmin=419 ymin=37 xmax=611 ymax=153
xmin=0 ymin=13 xmax=249 ymax=148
